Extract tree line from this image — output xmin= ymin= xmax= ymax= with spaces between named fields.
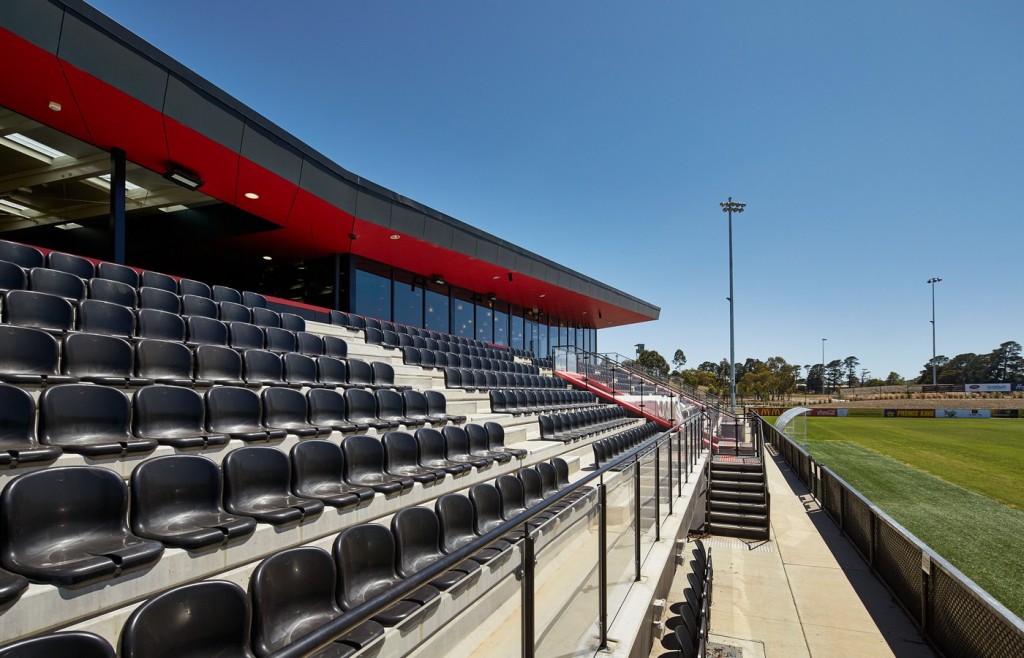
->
xmin=915 ymin=341 xmax=1023 ymax=384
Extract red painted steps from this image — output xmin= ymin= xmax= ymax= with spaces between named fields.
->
xmin=554 ymin=371 xmax=673 ymax=429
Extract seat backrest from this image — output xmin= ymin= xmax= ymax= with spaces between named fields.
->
xmin=496 ymin=475 xmax=528 ymax=518
xmin=212 ymin=284 xmax=241 ymax=304
xmin=370 ymin=361 xmax=396 ymax=387
xmin=484 ymin=421 xmax=506 ymax=450
xmin=330 ymin=310 xmax=349 ymax=326
xmin=291 ymin=439 xmax=344 ymax=493
xmin=435 ymin=493 xmax=477 ymax=553
xmin=29 ymin=267 xmax=86 ymax=301
xmin=244 ymin=349 xmax=284 ymax=384
xmin=391 ymin=506 xmax=444 ymax=578
xmin=0 ymin=382 xmax=38 ymax=446
xmin=551 ymin=457 xmax=573 ymax=489
xmin=138 ymin=286 xmax=182 ymax=314
xmin=465 ymin=424 xmax=490 ymax=454
xmin=381 ymin=431 xmax=420 ymax=471
xmin=0 ymin=631 xmax=114 ymax=658
xmin=252 ymin=307 xmax=281 ymax=328
xmin=282 ymin=352 xmax=317 ymax=385
xmin=242 ymin=290 xmax=267 ymax=308
xmin=182 ymin=293 xmax=218 ymax=319
xmin=535 ymin=462 xmax=560 ymax=497
xmin=223 ymin=446 xmax=292 ymax=504
xmin=295 ymin=331 xmax=324 ymax=356
xmin=346 ymin=358 xmax=373 ymax=386
xmin=38 ymin=383 xmax=133 ymax=445
xmin=518 ymin=468 xmax=546 ymax=507
xmin=178 ymin=278 xmax=212 ymax=298
xmin=129 ymin=455 xmax=225 ymax=532
xmin=195 ymin=344 xmax=244 ymax=381
xmin=0 ymin=239 xmax=43 ymax=269
xmin=414 ymin=427 xmax=448 ymax=463
xmin=261 ymin=386 xmax=309 ymax=428
xmin=375 ymin=389 xmax=403 ymax=419
xmin=0 ymin=258 xmax=26 ymax=291
xmin=0 ymin=325 xmax=61 ymax=379
xmin=442 ymin=425 xmax=473 ymax=458
xmin=136 ymin=308 xmax=185 ymax=341
xmin=469 ymin=483 xmax=505 ymax=535
xmin=340 ymin=434 xmax=386 ymax=479
xmin=62 ymin=332 xmax=134 ymax=380
xmin=249 ymin=546 xmax=341 ymax=655
xmin=97 ymin=261 xmax=138 ymax=288
xmin=424 ymin=390 xmax=449 ymax=417
xmin=264 ymin=327 xmax=296 ymax=353
xmin=347 ymin=314 xmax=366 ymax=330
xmin=187 ymin=316 xmax=228 ymax=346
xmin=307 ymin=387 xmax=347 ymax=426
xmin=133 ymin=385 xmax=205 ymax=436
xmin=119 ymin=580 xmax=255 ymax=658
xmin=280 ymin=312 xmax=305 ymax=332
xmin=219 ymin=301 xmax=251 ymax=323
xmin=228 ymin=321 xmax=265 ymax=350
xmin=402 ymin=389 xmax=428 ymax=417
xmin=315 ymin=355 xmax=348 ymax=387
xmin=333 ymin=523 xmax=400 ymax=611
xmin=205 ymin=385 xmax=262 ymax=432
xmin=89 ymin=277 xmax=137 ymax=307
xmin=77 ymin=298 xmax=135 ymax=337
xmin=322 ymin=335 xmax=347 ymax=359
xmin=139 ymin=269 xmax=177 ymax=293
xmin=3 ymin=289 xmax=73 ymax=332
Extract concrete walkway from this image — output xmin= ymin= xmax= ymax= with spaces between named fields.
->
xmin=658 ymin=446 xmax=936 ymax=658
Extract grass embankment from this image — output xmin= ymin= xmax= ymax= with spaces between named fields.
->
xmin=802 ymin=418 xmax=1024 ymax=618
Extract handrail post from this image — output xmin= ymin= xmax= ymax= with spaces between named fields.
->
xmin=522 ymin=533 xmax=536 ymax=658
xmin=634 ymin=460 xmax=642 ymax=581
xmin=654 ymin=444 xmax=661 ymax=541
xmin=597 ymin=482 xmax=609 ymax=650
xmin=667 ymin=428 xmax=674 ymax=515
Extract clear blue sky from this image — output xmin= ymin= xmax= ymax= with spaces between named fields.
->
xmin=87 ymin=0 xmax=1023 ymax=380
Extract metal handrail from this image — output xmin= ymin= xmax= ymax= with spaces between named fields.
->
xmin=269 ymin=419 xmax=690 ymax=658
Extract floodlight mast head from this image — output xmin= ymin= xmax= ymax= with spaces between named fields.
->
xmin=720 ymin=196 xmax=746 ymax=415
xmin=720 ymin=198 xmax=746 ymax=214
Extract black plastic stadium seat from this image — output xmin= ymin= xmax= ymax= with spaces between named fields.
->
xmin=140 ymin=269 xmax=177 ymax=293
xmin=136 ymin=308 xmax=186 ymax=341
xmin=485 ymin=421 xmax=528 ymax=458
xmin=38 ymin=384 xmax=157 ymax=457
xmin=222 ymin=447 xmax=324 ymax=526
xmin=392 ymin=507 xmax=479 ymax=591
xmin=48 ymin=252 xmax=95 ymax=280
xmin=0 ymin=259 xmax=26 ymax=293
xmin=90 ymin=277 xmax=137 ymax=307
xmin=228 ymin=321 xmax=265 ymax=350
xmin=466 ymin=423 xmax=513 ymax=463
xmin=0 ymin=239 xmax=43 ymax=269
xmin=469 ymin=483 xmax=525 ymax=544
xmin=28 ymin=266 xmax=86 ymax=304
xmin=282 ymin=352 xmax=322 ymax=388
xmin=333 ymin=524 xmax=440 ymax=626
xmin=253 ymin=307 xmax=281 ymax=328
xmin=344 ymin=388 xmax=394 ymax=430
xmin=244 ymin=349 xmax=288 ymax=387
xmin=496 ymin=474 xmax=555 ymax=525
xmin=250 ymin=546 xmax=385 ymax=657
xmin=425 ymin=389 xmax=465 ymax=423
xmin=0 ymin=325 xmax=75 ymax=385
xmin=186 ymin=316 xmax=229 ymax=347
xmin=376 ymin=389 xmax=419 ymax=428
xmin=435 ymin=494 xmax=509 ymax=563
xmin=206 ymin=386 xmax=287 ymax=442
xmin=3 ymin=289 xmax=74 ymax=334
xmin=382 ymin=431 xmax=445 ymax=484
xmin=135 ymin=339 xmax=195 ymax=386
xmin=219 ymin=300 xmax=252 ymax=323
xmin=340 ymin=435 xmax=414 ymax=494
xmin=442 ymin=425 xmax=492 ymax=469
xmin=212 ymin=284 xmax=242 ymax=304
xmin=262 ymin=386 xmax=329 ymax=437
xmin=0 ymin=631 xmax=115 ymax=658
xmin=62 ymin=332 xmax=151 ymax=386
xmin=371 ymin=361 xmax=409 ymax=391
xmin=77 ymin=298 xmax=135 ymax=337
xmin=119 ymin=580 xmax=256 ymax=658
xmin=130 ymin=455 xmax=256 ymax=549
xmin=346 ymin=358 xmax=377 ymax=389
xmin=97 ymin=261 xmax=138 ymax=288
xmin=0 ymin=384 xmax=61 ymax=467
xmin=265 ymin=327 xmax=297 ymax=353
xmin=0 ymin=466 xmax=163 ymax=587
xmin=138 ymin=286 xmax=180 ymax=313
xmin=414 ymin=428 xmax=471 ymax=475
xmin=195 ymin=344 xmax=248 ymax=386
xmin=316 ymin=356 xmax=351 ymax=389
xmin=242 ymin=290 xmax=268 ymax=308
xmin=307 ymin=388 xmax=360 ymax=433
xmin=291 ymin=440 xmax=374 ymax=508
xmin=402 ymin=390 xmax=432 ymax=425
xmin=296 ymin=331 xmax=324 ymax=356
xmin=182 ymin=293 xmax=218 ymax=318
xmin=133 ymin=385 xmax=229 ymax=449
xmin=280 ymin=312 xmax=305 ymax=332
xmin=178 ymin=277 xmax=212 ymax=298
xmin=323 ymin=335 xmax=348 ymax=359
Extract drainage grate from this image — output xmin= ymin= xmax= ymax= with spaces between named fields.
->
xmin=701 ymin=538 xmax=775 ymax=553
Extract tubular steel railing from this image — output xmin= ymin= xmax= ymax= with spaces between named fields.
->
xmin=269 ymin=414 xmax=709 ymax=658
xmin=754 ymin=414 xmax=1024 ymax=657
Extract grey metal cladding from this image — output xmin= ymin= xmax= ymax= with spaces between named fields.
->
xmin=557 ymin=270 xmax=573 ymax=289
xmin=422 ymin=219 xmax=453 ymax=249
xmin=451 ymin=229 xmax=476 ymax=255
xmin=355 ymin=190 xmax=391 ymax=228
xmin=240 ymin=123 xmax=303 ymax=184
xmin=57 ymin=13 xmax=168 ymax=111
xmin=474 ymin=239 xmax=498 ymax=265
xmin=390 ymin=204 xmax=425 ymax=240
xmin=163 ymin=76 xmax=244 ymax=151
xmin=495 ymin=247 xmax=517 ymax=270
xmin=1 ymin=0 xmax=64 ymax=53
xmin=299 ymin=159 xmax=357 ymax=214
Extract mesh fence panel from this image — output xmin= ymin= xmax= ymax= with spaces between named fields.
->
xmin=928 ymin=564 xmax=1024 ymax=657
xmin=843 ymin=492 xmax=872 ymax=559
xmin=823 ymin=472 xmax=842 ymax=520
xmin=874 ymin=519 xmax=923 ymax=624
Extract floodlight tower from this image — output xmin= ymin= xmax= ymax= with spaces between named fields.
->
xmin=927 ymin=277 xmax=942 ymax=386
xmin=721 ymin=197 xmax=746 ymax=415
xmin=821 ymin=338 xmax=827 ymax=395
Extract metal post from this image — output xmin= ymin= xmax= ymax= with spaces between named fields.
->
xmin=598 ymin=483 xmax=608 ymax=650
xmin=522 ymin=533 xmax=536 ymax=658
xmin=928 ymin=277 xmax=942 ymax=386
xmin=654 ymin=444 xmax=661 ymax=541
xmin=667 ymin=431 xmax=673 ymax=515
xmin=633 ymin=462 xmax=642 ymax=581
xmin=721 ymin=197 xmax=745 ymax=414
xmin=109 ymin=148 xmax=126 ymax=264
xmin=821 ymin=338 xmax=827 ymax=396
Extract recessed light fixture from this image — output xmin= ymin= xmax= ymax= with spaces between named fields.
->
xmin=487 ymin=292 xmax=498 ymax=302
xmin=159 ymin=204 xmax=189 ymax=213
xmin=389 ymin=234 xmax=401 ymax=240
xmin=163 ymin=168 xmax=203 ymax=191
xmin=262 ymin=255 xmax=272 ymax=261
xmin=432 ymin=274 xmax=446 ymax=286
xmin=87 ymin=174 xmax=143 ymax=192
xmin=0 ymin=199 xmax=31 ymax=213
xmin=244 ymin=192 xmax=259 ymax=200
xmin=582 ymin=311 xmax=588 ymax=315
xmin=48 ymin=101 xmax=62 ymax=112
xmin=56 ymin=222 xmax=84 ymax=230
xmin=0 ymin=133 xmax=68 ymax=163
xmin=539 ymin=294 xmax=546 ymax=298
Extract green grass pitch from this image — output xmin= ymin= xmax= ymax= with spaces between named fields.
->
xmin=799 ymin=417 xmax=1024 ymax=618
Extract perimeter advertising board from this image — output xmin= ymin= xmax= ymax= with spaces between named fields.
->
xmin=936 ymin=409 xmax=991 ymax=418
xmin=846 ymin=408 xmax=884 ymax=417
xmin=751 ymin=407 xmax=789 ymax=416
xmin=883 ymin=409 xmax=935 ymax=418
xmin=965 ymin=383 xmax=1012 ymax=392
xmin=992 ymin=410 xmax=1021 ymax=418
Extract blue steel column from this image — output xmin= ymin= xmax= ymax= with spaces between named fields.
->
xmin=110 ymin=148 xmax=126 ymax=264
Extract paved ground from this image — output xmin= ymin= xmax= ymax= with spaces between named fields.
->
xmin=654 ymin=446 xmax=936 ymax=658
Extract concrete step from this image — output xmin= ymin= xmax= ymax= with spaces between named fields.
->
xmin=710 ymin=499 xmax=767 ymax=514
xmin=707 ymin=521 xmax=770 ymax=540
xmin=710 ymin=468 xmax=763 ymax=482
xmin=710 ymin=510 xmax=768 ymax=526
xmin=710 ymin=479 xmax=763 ymax=493
xmin=710 ymin=460 xmax=764 ymax=473
xmin=710 ymin=489 xmax=765 ymax=504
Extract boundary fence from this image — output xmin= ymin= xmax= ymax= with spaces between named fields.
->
xmin=755 ymin=414 xmax=1024 ymax=657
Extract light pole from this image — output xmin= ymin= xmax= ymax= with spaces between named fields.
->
xmin=927 ymin=277 xmax=942 ymax=386
xmin=721 ymin=197 xmax=746 ymax=415
xmin=821 ymin=338 xmax=827 ymax=396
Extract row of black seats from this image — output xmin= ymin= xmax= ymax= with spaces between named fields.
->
xmin=490 ymin=389 xmax=596 ymax=416
xmin=668 ymin=540 xmax=713 ymax=658
xmin=0 ymin=457 xmax=587 ymax=656
xmin=538 ymin=407 xmax=633 ymax=443
xmin=0 ymin=289 xmax=303 ymax=340
xmin=399 ymin=343 xmax=539 ymax=375
xmin=0 ymin=438 xmax=549 ymax=607
xmin=444 ymin=367 xmax=565 ymax=391
xmin=372 ymin=329 xmax=518 ymax=363
xmin=0 ymin=382 xmax=464 ymax=461
xmin=0 ymin=239 xmax=268 ymax=307
xmin=591 ymin=422 xmax=664 ymax=467
xmin=332 ymin=310 xmax=538 ymax=361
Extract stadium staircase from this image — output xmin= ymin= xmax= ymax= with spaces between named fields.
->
xmin=705 ymin=416 xmax=770 ymax=540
